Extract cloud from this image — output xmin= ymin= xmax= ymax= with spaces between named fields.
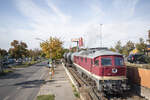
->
xmin=46 ymin=0 xmax=71 ymax=24
xmin=0 ymin=0 xmax=149 ymax=50
xmin=85 ymin=20 xmax=150 ymax=48
xmin=112 ymin=0 xmax=139 ymax=19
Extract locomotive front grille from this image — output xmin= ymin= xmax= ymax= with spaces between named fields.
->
xmin=102 ymin=80 xmax=129 ymax=93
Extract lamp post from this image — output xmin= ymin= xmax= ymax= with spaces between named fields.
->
xmin=100 ymin=24 xmax=103 ymax=47
xmin=35 ymin=38 xmax=45 ymax=42
xmin=35 ymin=37 xmax=52 ymax=60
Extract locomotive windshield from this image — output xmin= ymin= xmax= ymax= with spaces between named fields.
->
xmin=101 ymin=58 xmax=112 ymax=66
xmin=115 ymin=57 xmax=124 ymax=66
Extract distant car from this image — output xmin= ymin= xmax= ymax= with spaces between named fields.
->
xmin=16 ymin=59 xmax=22 ymax=64
xmin=127 ymin=54 xmax=147 ymax=64
xmin=7 ymin=59 xmax=15 ymax=64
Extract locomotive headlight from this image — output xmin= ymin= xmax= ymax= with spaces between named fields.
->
xmin=112 ymin=68 xmax=117 ymax=73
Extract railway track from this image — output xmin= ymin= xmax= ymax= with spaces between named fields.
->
xmin=67 ymin=66 xmax=147 ymax=100
xmin=68 ymin=67 xmax=107 ymax=100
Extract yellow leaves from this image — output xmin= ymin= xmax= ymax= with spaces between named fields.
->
xmin=40 ymin=37 xmax=63 ymax=59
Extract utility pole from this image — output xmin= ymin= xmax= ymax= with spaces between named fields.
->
xmin=100 ymin=24 xmax=103 ymax=47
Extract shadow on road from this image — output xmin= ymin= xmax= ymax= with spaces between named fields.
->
xmin=14 ymin=79 xmax=56 ymax=88
xmin=35 ymin=64 xmax=47 ymax=67
xmin=0 ymin=72 xmax=23 ymax=79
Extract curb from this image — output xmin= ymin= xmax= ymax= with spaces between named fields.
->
xmin=62 ymin=63 xmax=86 ymax=100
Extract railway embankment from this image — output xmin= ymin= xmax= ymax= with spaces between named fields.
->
xmin=126 ymin=62 xmax=150 ymax=100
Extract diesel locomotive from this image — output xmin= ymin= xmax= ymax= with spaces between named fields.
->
xmin=64 ymin=48 xmax=129 ymax=94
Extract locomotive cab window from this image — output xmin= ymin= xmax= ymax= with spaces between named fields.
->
xmin=115 ymin=57 xmax=124 ymax=66
xmin=94 ymin=60 xmax=99 ymax=66
xmin=101 ymin=57 xmax=112 ymax=66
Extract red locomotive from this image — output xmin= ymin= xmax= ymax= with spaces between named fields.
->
xmin=64 ymin=48 xmax=129 ymax=94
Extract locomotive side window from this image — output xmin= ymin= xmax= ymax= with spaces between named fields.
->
xmin=101 ymin=58 xmax=112 ymax=66
xmin=81 ymin=57 xmax=83 ymax=62
xmin=115 ymin=57 xmax=124 ymax=66
xmin=94 ymin=60 xmax=99 ymax=66
xmin=85 ymin=58 xmax=87 ymax=63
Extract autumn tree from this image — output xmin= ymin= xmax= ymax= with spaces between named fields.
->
xmin=9 ymin=40 xmax=29 ymax=59
xmin=136 ymin=38 xmax=147 ymax=54
xmin=40 ymin=37 xmax=63 ymax=60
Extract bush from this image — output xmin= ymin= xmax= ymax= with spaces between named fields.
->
xmin=144 ymin=56 xmax=150 ymax=64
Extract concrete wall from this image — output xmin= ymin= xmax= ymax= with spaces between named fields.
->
xmin=127 ymin=66 xmax=150 ymax=100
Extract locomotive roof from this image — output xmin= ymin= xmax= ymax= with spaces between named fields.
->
xmin=75 ymin=50 xmax=122 ymax=58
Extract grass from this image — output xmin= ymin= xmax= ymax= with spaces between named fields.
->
xmin=72 ymin=84 xmax=80 ymax=98
xmin=36 ymin=94 xmax=55 ymax=100
xmin=12 ymin=60 xmax=41 ymax=68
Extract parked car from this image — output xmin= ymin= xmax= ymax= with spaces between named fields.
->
xmin=127 ymin=54 xmax=148 ymax=64
xmin=16 ymin=59 xmax=22 ymax=64
xmin=7 ymin=59 xmax=15 ymax=64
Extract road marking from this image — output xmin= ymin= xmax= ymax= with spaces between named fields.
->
xmin=4 ymin=96 xmax=10 ymax=100
xmin=17 ymin=87 xmax=21 ymax=90
xmin=40 ymin=73 xmax=45 ymax=80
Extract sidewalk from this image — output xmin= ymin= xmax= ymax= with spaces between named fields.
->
xmin=37 ymin=64 xmax=76 ymax=100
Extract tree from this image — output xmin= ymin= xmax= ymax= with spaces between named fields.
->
xmin=136 ymin=38 xmax=147 ymax=54
xmin=0 ymin=48 xmax=8 ymax=58
xmin=115 ymin=41 xmax=123 ymax=54
xmin=109 ymin=47 xmax=116 ymax=52
xmin=147 ymin=30 xmax=150 ymax=44
xmin=122 ymin=41 xmax=135 ymax=56
xmin=28 ymin=49 xmax=43 ymax=59
xmin=0 ymin=48 xmax=7 ymax=73
xmin=40 ymin=37 xmax=63 ymax=60
xmin=9 ymin=40 xmax=28 ymax=59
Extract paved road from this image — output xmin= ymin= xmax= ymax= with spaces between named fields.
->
xmin=0 ymin=61 xmax=49 ymax=100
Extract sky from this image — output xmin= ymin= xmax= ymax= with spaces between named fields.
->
xmin=0 ymin=0 xmax=150 ymax=50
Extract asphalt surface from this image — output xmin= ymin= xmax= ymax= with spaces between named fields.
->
xmin=0 ymin=61 xmax=49 ymax=100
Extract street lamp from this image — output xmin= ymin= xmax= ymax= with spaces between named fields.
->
xmin=35 ymin=37 xmax=52 ymax=60
xmin=35 ymin=38 xmax=45 ymax=42
xmin=100 ymin=24 xmax=103 ymax=47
